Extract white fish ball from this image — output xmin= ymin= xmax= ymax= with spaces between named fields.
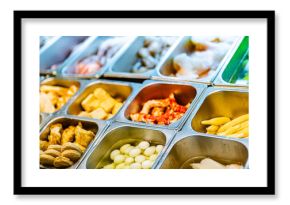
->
xmin=155 ymin=145 xmax=164 ymax=153
xmin=135 ymin=155 xmax=146 ymax=163
xmin=144 ymin=146 xmax=156 ymax=157
xmin=138 ymin=141 xmax=150 ymax=150
xmin=129 ymin=148 xmax=141 ymax=157
xmin=120 ymin=144 xmax=131 ymax=154
xmin=124 ymin=157 xmax=134 ymax=165
xmin=142 ymin=160 xmax=153 ymax=169
xmin=123 ymin=146 xmax=134 ymax=155
xmin=114 ymin=154 xmax=125 ymax=164
xmin=110 ymin=149 xmax=120 ymax=160
xmin=130 ymin=162 xmax=142 ymax=169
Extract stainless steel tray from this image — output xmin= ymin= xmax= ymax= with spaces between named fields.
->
xmin=64 ymin=79 xmax=142 ymax=124
xmin=40 ymin=36 xmax=89 ymax=75
xmin=114 ymin=80 xmax=207 ymax=130
xmin=153 ymin=36 xmax=243 ymax=84
xmin=213 ymin=36 xmax=249 ymax=88
xmin=77 ymin=122 xmax=177 ymax=169
xmin=58 ymin=36 xmax=135 ymax=79
xmin=39 ymin=115 xmax=108 ymax=169
xmin=156 ymin=132 xmax=248 ymax=169
xmin=104 ymin=36 xmax=180 ymax=79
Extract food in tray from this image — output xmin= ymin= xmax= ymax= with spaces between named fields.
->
xmin=201 ymin=114 xmax=249 ymax=138
xmin=78 ymin=88 xmax=124 ymax=120
xmin=40 ymin=122 xmax=95 ymax=168
xmin=130 ymin=93 xmax=190 ymax=125
xmin=190 ymin=158 xmax=243 ymax=169
xmin=73 ymin=37 xmax=129 ymax=75
xmin=40 ymin=84 xmax=79 ymax=113
xmin=131 ymin=36 xmax=177 ymax=73
xmin=48 ymin=37 xmax=88 ymax=71
xmin=171 ymin=36 xmax=236 ymax=79
xmin=101 ymin=141 xmax=164 ymax=169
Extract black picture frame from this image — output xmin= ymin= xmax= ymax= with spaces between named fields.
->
xmin=14 ymin=10 xmax=275 ymax=195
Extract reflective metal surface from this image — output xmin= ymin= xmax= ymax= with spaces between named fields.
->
xmin=115 ymin=80 xmax=207 ymax=130
xmin=78 ymin=122 xmax=176 ymax=169
xmin=39 ymin=115 xmax=107 ymax=169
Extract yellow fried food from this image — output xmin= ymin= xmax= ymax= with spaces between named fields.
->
xmin=40 ymin=154 xmax=55 ymax=166
xmin=81 ymin=94 xmax=101 ymax=112
xmin=74 ymin=123 xmax=95 ymax=148
xmin=61 ymin=142 xmax=83 ymax=153
xmin=48 ymin=123 xmax=62 ymax=145
xmin=201 ymin=117 xmax=231 ymax=126
xmin=78 ymin=87 xmax=124 ymax=120
xmin=205 ymin=125 xmax=219 ymax=133
xmin=53 ymin=156 xmax=74 ymax=168
xmin=217 ymin=114 xmax=249 ymax=133
xmin=93 ymin=88 xmax=111 ymax=100
xmin=112 ymin=102 xmax=123 ymax=115
xmin=89 ymin=107 xmax=107 ymax=120
xmin=44 ymin=149 xmax=61 ymax=158
xmin=40 ymin=93 xmax=55 ymax=113
xmin=61 ymin=126 xmax=75 ymax=144
xmin=40 ymin=140 xmax=49 ymax=151
xmin=47 ymin=144 xmax=62 ymax=152
xmin=217 ymin=120 xmax=248 ymax=136
xmin=62 ymin=150 xmax=82 ymax=162
xmin=40 ymin=84 xmax=78 ymax=113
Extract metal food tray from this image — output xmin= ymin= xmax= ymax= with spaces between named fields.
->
xmin=58 ymin=36 xmax=135 ymax=79
xmin=114 ymin=80 xmax=207 ymax=130
xmin=40 ymin=115 xmax=108 ymax=169
xmin=77 ymin=122 xmax=177 ymax=169
xmin=104 ymin=36 xmax=180 ymax=79
xmin=153 ymin=36 xmax=243 ymax=84
xmin=64 ymin=79 xmax=142 ymax=124
xmin=213 ymin=36 xmax=249 ymax=88
xmin=155 ymin=86 xmax=249 ymax=169
xmin=40 ymin=36 xmax=89 ymax=75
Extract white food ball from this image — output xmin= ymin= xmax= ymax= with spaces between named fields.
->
xmin=142 ymin=160 xmax=153 ymax=169
xmin=103 ymin=163 xmax=116 ymax=169
xmin=135 ymin=155 xmax=146 ymax=163
xmin=120 ymin=144 xmax=131 ymax=154
xmin=130 ymin=162 xmax=142 ymax=169
xmin=123 ymin=146 xmax=134 ymax=155
xmin=114 ymin=154 xmax=125 ymax=164
xmin=149 ymin=154 xmax=158 ymax=161
xmin=144 ymin=146 xmax=156 ymax=157
xmin=138 ymin=141 xmax=150 ymax=150
xmin=129 ymin=148 xmax=141 ymax=157
xmin=115 ymin=163 xmax=126 ymax=169
xmin=155 ymin=145 xmax=164 ymax=153
xmin=124 ymin=157 xmax=134 ymax=165
xmin=110 ymin=149 xmax=120 ymax=160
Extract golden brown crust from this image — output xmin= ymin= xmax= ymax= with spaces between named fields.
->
xmin=62 ymin=150 xmax=82 ymax=162
xmin=44 ymin=149 xmax=61 ymax=158
xmin=47 ymin=144 xmax=62 ymax=152
xmin=40 ymin=154 xmax=55 ymax=166
xmin=40 ymin=140 xmax=49 ymax=151
xmin=61 ymin=142 xmax=82 ymax=153
xmin=53 ymin=156 xmax=73 ymax=168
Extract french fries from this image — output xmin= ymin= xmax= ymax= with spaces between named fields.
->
xmin=201 ymin=114 xmax=249 ymax=138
